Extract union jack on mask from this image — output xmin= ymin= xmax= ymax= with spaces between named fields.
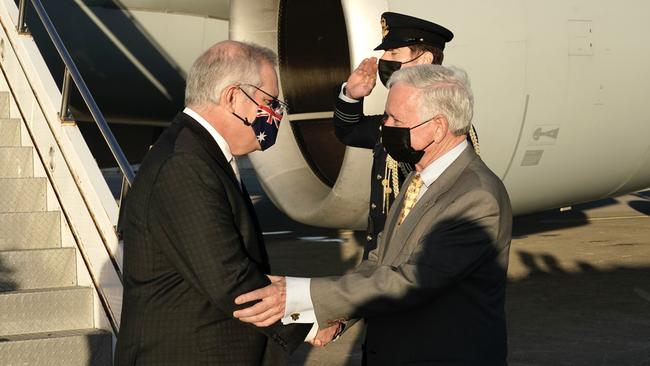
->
xmin=251 ymin=98 xmax=284 ymax=150
xmin=233 ymin=85 xmax=286 ymax=151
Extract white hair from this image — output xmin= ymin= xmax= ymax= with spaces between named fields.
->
xmin=184 ymin=40 xmax=277 ymax=107
xmin=387 ymin=64 xmax=474 ymax=136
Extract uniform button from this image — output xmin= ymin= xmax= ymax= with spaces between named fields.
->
xmin=371 ymin=203 xmax=377 ymax=209
xmin=376 ymin=174 xmax=382 ymax=180
xmin=366 ymin=235 xmax=373 ymax=241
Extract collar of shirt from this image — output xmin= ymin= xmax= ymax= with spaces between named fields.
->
xmin=183 ymin=107 xmax=241 ymax=184
xmin=419 ymin=139 xmax=469 ymax=189
xmin=183 ymin=107 xmax=234 ymax=163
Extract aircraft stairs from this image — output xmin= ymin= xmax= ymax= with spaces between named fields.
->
xmin=0 ymin=0 xmax=134 ymax=364
xmin=0 ymin=92 xmax=112 ymax=365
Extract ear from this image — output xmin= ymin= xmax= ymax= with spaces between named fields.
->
xmin=432 ymin=115 xmax=449 ymax=141
xmin=419 ymin=51 xmax=434 ymax=65
xmin=221 ymin=85 xmax=239 ymax=112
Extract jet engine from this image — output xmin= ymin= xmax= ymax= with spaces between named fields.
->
xmin=230 ymin=0 xmax=650 ymax=229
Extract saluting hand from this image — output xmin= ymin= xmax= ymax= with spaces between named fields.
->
xmin=345 ymin=57 xmax=378 ymax=99
xmin=233 ymin=275 xmax=286 ymax=327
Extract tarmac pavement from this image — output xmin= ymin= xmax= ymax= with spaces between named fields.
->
xmin=106 ymin=164 xmax=649 ymax=365
xmin=242 ymin=165 xmax=650 ymax=366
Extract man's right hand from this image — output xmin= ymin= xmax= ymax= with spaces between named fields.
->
xmin=345 ymin=57 xmax=378 ymax=99
xmin=233 ymin=275 xmax=286 ymax=327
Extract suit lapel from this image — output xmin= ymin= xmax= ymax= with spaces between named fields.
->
xmin=383 ymin=148 xmax=478 ymax=263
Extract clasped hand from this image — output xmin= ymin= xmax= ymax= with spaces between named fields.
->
xmin=233 ymin=275 xmax=286 ymax=327
xmin=233 ymin=275 xmax=340 ymax=347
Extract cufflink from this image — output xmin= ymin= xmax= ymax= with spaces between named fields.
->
xmin=291 ymin=313 xmax=300 ymax=321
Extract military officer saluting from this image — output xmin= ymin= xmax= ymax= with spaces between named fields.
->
xmin=333 ymin=12 xmax=479 ymax=258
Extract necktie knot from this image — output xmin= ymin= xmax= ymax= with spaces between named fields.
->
xmin=398 ymin=174 xmax=423 ymax=225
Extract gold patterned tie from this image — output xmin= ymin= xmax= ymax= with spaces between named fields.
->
xmin=398 ymin=174 xmax=423 ymax=225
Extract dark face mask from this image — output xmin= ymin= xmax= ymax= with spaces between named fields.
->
xmin=232 ymin=85 xmax=287 ymax=151
xmin=381 ymin=118 xmax=435 ymax=165
xmin=378 ymin=52 xmax=425 ymax=87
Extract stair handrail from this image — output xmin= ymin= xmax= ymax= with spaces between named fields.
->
xmin=17 ymin=0 xmax=134 ymax=202
xmin=11 ymin=0 xmax=135 ymax=334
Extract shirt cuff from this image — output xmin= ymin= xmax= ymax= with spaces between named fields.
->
xmin=282 ymin=277 xmax=316 ymax=324
xmin=304 ymin=322 xmax=319 ymax=342
xmin=339 ymin=83 xmax=360 ymax=104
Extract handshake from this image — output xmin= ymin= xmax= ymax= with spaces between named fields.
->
xmin=233 ymin=275 xmax=343 ymax=347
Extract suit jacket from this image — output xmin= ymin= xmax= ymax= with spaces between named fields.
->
xmin=115 ymin=113 xmax=309 ymax=366
xmin=311 ymin=147 xmax=512 ymax=365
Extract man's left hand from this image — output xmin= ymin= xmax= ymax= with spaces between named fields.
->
xmin=309 ymin=323 xmax=341 ymax=347
xmin=234 ymin=275 xmax=286 ymax=327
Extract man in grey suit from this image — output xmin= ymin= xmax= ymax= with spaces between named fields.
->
xmin=115 ymin=41 xmax=310 ymax=365
xmin=234 ymin=64 xmax=512 ymax=365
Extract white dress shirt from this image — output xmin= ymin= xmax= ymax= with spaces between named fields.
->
xmin=183 ymin=107 xmax=241 ymax=186
xmin=282 ymin=139 xmax=469 ymax=326
xmin=416 ymin=140 xmax=468 ymax=201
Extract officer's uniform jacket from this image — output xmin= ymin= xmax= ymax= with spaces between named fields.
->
xmin=333 ymin=89 xmax=409 ymax=258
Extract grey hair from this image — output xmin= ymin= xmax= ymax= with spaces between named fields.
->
xmin=185 ymin=40 xmax=277 ymax=107
xmin=387 ymin=64 xmax=474 ymax=136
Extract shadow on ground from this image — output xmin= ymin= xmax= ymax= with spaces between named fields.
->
xmin=243 ymin=168 xmax=650 ymax=365
xmin=279 ymin=250 xmax=650 ymax=366
xmin=512 ymin=198 xmax=619 ymax=239
xmin=507 ymin=260 xmax=650 ymax=366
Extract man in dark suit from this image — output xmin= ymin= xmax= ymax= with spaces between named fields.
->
xmin=114 ymin=40 xmax=310 ymax=365
xmin=235 ymin=64 xmax=512 ymax=365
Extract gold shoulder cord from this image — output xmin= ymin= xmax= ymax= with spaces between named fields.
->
xmin=469 ymin=124 xmax=481 ymax=156
xmin=382 ymin=154 xmax=401 ymax=214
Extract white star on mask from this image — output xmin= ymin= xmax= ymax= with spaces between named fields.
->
xmin=256 ymin=132 xmax=267 ymax=142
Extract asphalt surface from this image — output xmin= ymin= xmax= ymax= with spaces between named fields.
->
xmin=104 ymin=164 xmax=650 ymax=365
xmin=240 ymin=166 xmax=650 ymax=366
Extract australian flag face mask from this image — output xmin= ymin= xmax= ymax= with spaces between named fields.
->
xmin=233 ymin=85 xmax=287 ymax=151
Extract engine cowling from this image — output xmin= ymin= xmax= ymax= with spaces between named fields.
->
xmin=231 ymin=0 xmax=650 ymax=229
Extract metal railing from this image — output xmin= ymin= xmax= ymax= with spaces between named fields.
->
xmin=17 ymin=0 xmax=134 ymax=203
xmin=13 ymin=0 xmax=135 ymax=334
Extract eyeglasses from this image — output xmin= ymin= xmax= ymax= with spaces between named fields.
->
xmin=239 ymin=84 xmax=288 ymax=116
xmin=382 ymin=113 xmax=440 ymax=129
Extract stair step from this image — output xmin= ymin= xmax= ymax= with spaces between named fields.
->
xmin=0 ymin=287 xmax=93 ymax=336
xmin=0 ymin=147 xmax=33 ymax=178
xmin=0 ymin=212 xmax=61 ymax=250
xmin=0 ymin=178 xmax=47 ymax=212
xmin=0 ymin=118 xmax=20 ymax=146
xmin=0 ymin=248 xmax=76 ymax=291
xmin=0 ymin=329 xmax=112 ymax=366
